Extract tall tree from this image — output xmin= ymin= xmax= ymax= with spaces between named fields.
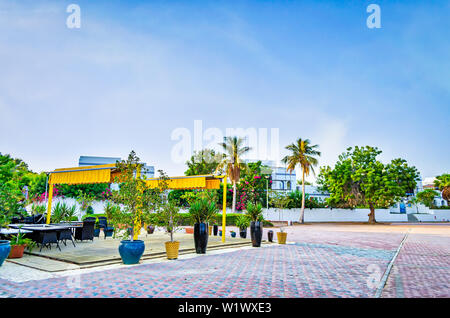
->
xmin=216 ymin=136 xmax=251 ymax=213
xmin=416 ymin=189 xmax=439 ymax=208
xmin=184 ymin=149 xmax=223 ymax=176
xmin=281 ymin=138 xmax=321 ymax=223
xmin=434 ymin=173 xmax=450 ymax=205
xmin=317 ymin=146 xmax=419 ymax=223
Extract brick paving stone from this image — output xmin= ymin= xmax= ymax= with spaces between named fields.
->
xmin=382 ymin=233 xmax=450 ymax=298
xmin=1 ymin=225 xmax=448 ymax=298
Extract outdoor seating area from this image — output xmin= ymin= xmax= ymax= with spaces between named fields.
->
xmin=2 ymin=221 xmax=98 ymax=252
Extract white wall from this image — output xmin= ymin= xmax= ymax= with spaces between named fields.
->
xmin=412 ymin=210 xmax=450 ymax=222
xmin=262 ymin=208 xmax=408 ymax=223
xmin=27 ymin=198 xmax=108 ymax=220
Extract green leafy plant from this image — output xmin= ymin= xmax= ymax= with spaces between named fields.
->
xmin=76 ymin=191 xmax=96 ymax=217
xmin=434 ymin=174 xmax=450 ymax=205
xmin=109 ymin=151 xmax=169 ymax=241
xmin=245 ymin=202 xmax=263 ymax=222
xmin=416 ymin=189 xmax=439 ymax=208
xmin=31 ymin=203 xmax=46 ymax=215
xmin=317 ymin=146 xmax=419 ymax=223
xmin=270 ymin=192 xmax=293 ymax=210
xmin=10 ymin=231 xmax=36 ymax=252
xmin=235 ymin=214 xmax=250 ymax=230
xmin=188 ymin=198 xmax=218 ymax=224
xmin=154 ymin=201 xmax=181 ymax=242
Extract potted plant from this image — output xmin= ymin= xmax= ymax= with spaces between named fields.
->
xmin=230 ymin=230 xmax=236 ymax=238
xmin=8 ymin=231 xmax=36 ymax=259
xmin=213 ymin=223 xmax=219 ymax=236
xmin=235 ymin=214 xmax=250 ymax=239
xmin=108 ymin=151 xmax=162 ymax=265
xmin=277 ymin=227 xmax=287 ymax=244
xmin=152 ymin=201 xmax=181 ymax=260
xmin=188 ymin=197 xmax=218 ymax=254
xmin=245 ymin=202 xmax=264 ymax=247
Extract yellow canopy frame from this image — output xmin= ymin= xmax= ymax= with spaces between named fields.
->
xmin=45 ymin=164 xmax=229 ymax=242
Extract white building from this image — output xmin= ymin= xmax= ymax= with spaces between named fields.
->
xmin=78 ymin=156 xmax=155 ymax=178
xmin=244 ymin=159 xmax=297 ymax=192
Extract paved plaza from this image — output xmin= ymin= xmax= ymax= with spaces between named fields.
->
xmin=0 ymin=224 xmax=448 ymax=298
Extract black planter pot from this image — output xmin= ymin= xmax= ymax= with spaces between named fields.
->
xmin=213 ymin=224 xmax=218 ymax=236
xmin=193 ymin=223 xmax=209 ymax=254
xmin=250 ymin=221 xmax=263 ymax=247
xmin=267 ymin=230 xmax=274 ymax=242
xmin=239 ymin=228 xmax=247 ymax=239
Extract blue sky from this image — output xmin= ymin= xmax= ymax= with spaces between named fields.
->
xmin=0 ymin=0 xmax=448 ymax=181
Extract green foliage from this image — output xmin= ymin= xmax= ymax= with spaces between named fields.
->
xmin=317 ymin=146 xmax=420 ymax=222
xmin=285 ymin=190 xmax=327 ymax=209
xmin=270 ymin=192 xmax=293 ymax=210
xmin=235 ymin=214 xmax=250 ymax=229
xmin=31 ymin=203 xmax=46 ymax=215
xmin=236 ymin=161 xmax=271 ymax=209
xmin=51 ymin=202 xmax=78 ymax=223
xmin=434 ymin=174 xmax=450 ymax=189
xmin=58 ymin=183 xmax=110 ymax=200
xmin=188 ymin=198 xmax=218 ymax=224
xmin=153 ymin=201 xmax=181 ymax=242
xmin=0 ymin=183 xmax=26 ymax=222
xmin=109 ymin=151 xmax=170 ymax=240
xmin=75 ymin=191 xmax=96 ymax=213
xmin=184 ymin=149 xmax=223 ymax=176
xmin=175 ymin=212 xmax=273 ymax=227
xmin=10 ymin=231 xmax=36 ymax=251
xmin=245 ymin=202 xmax=264 ymax=222
xmin=416 ymin=189 xmax=439 ymax=208
xmin=434 ymin=173 xmax=450 ymax=204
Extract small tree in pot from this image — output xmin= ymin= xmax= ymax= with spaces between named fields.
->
xmin=245 ymin=202 xmax=264 ymax=247
xmin=109 ymin=151 xmax=166 ymax=265
xmin=188 ymin=197 xmax=218 ymax=253
xmin=152 ymin=201 xmax=182 ymax=259
xmin=235 ymin=214 xmax=250 ymax=239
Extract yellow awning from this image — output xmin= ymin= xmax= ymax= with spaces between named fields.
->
xmin=145 ymin=175 xmax=221 ymax=190
xmin=49 ymin=164 xmax=115 ymax=185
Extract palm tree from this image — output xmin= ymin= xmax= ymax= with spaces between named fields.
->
xmin=216 ymin=136 xmax=251 ymax=213
xmin=434 ymin=174 xmax=450 ymax=205
xmin=282 ymin=138 xmax=321 ymax=223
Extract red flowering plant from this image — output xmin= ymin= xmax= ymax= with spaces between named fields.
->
xmin=235 ymin=162 xmax=269 ymax=210
xmin=31 ymin=186 xmax=62 ymax=204
xmin=100 ymin=187 xmax=113 ymax=201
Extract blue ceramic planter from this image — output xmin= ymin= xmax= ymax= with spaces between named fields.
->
xmin=118 ymin=240 xmax=145 ymax=265
xmin=0 ymin=240 xmax=11 ymax=267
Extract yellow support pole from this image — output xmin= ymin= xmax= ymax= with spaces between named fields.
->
xmin=46 ymin=181 xmax=54 ymax=224
xmin=222 ymin=175 xmax=227 ymax=243
xmin=133 ymin=166 xmax=142 ymax=240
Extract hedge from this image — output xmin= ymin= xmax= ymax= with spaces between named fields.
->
xmin=82 ymin=212 xmax=273 ymax=227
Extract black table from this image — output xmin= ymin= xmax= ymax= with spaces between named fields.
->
xmin=8 ymin=224 xmax=72 ymax=251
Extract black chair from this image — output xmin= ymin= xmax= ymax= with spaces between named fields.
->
xmin=33 ymin=214 xmax=46 ymax=224
xmin=97 ymin=217 xmax=114 ymax=239
xmin=57 ymin=228 xmax=76 ymax=247
xmin=23 ymin=216 xmax=35 ymax=224
xmin=74 ymin=220 xmax=95 ymax=242
xmin=36 ymin=230 xmax=61 ymax=252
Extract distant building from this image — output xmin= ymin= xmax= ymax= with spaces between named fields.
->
xmin=303 ymin=185 xmax=330 ymax=202
xmin=244 ymin=159 xmax=296 ymax=192
xmin=78 ymin=156 xmax=155 ymax=178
